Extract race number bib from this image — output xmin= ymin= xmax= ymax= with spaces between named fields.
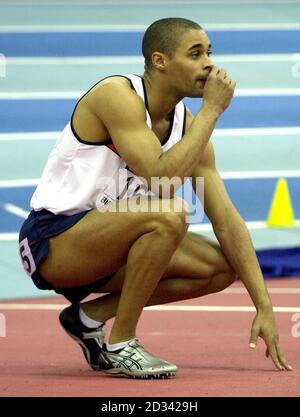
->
xmin=19 ymin=238 xmax=36 ymax=277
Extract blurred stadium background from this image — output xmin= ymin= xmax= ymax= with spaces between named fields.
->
xmin=0 ymin=0 xmax=300 ymax=299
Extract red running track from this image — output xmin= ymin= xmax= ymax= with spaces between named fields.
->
xmin=0 ymin=279 xmax=299 ymax=397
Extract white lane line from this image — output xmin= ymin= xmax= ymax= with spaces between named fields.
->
xmin=0 ymin=233 xmax=19 ymax=241
xmin=5 ymin=54 xmax=297 ymax=65
xmin=0 ymin=132 xmax=59 ymax=141
xmin=235 ymin=89 xmax=300 ymax=96
xmin=0 ymin=25 xmax=149 ymax=33
xmin=1 ymin=88 xmax=300 ymax=100
xmin=0 ymin=179 xmax=39 ymax=187
xmin=221 ymin=170 xmax=300 ymax=179
xmin=190 ymin=221 xmax=300 ymax=233
xmin=1 ymin=219 xmax=300 ymax=242
xmin=3 ymin=203 xmax=29 ymax=219
xmin=6 ymin=57 xmax=144 ymax=65
xmin=1 ymin=0 xmax=300 ymax=6
xmin=1 ymin=169 xmax=300 ymax=189
xmin=1 ymin=127 xmax=300 ymax=142
xmin=214 ymin=54 xmax=300 ymax=63
xmin=147 ymin=306 xmax=300 ymax=313
xmin=0 ymin=92 xmax=84 ymax=99
xmin=224 ymin=288 xmax=300 ymax=294
xmin=1 ymin=23 xmax=300 ymax=32
xmin=0 ymin=303 xmax=298 ymax=313
xmin=213 ymin=127 xmax=300 ymax=137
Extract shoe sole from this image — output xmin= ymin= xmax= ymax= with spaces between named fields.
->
xmin=104 ymin=368 xmax=177 ymax=379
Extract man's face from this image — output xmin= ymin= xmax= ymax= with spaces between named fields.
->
xmin=166 ymin=29 xmax=213 ymax=98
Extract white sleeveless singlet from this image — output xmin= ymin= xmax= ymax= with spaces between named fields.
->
xmin=30 ymin=74 xmax=187 ymax=215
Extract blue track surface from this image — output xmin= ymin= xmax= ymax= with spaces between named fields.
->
xmin=1 ymin=3 xmax=300 ymax=300
xmin=1 ymin=30 xmax=300 ymax=56
xmin=1 ymin=177 xmax=300 ymax=233
xmin=1 ymin=95 xmax=300 ymax=133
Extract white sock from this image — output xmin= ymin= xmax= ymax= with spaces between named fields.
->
xmin=79 ymin=305 xmax=103 ymax=329
xmin=106 ymin=339 xmax=134 ymax=352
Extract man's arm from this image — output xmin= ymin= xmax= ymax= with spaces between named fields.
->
xmin=191 ymin=138 xmax=292 ymax=371
xmin=89 ymin=69 xmax=234 ymax=195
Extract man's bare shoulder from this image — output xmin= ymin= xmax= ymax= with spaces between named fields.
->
xmin=89 ymin=76 xmax=137 ymax=101
xmin=86 ymin=76 xmax=146 ymax=120
xmin=97 ymin=75 xmax=132 ymax=90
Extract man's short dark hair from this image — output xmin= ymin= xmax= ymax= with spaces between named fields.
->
xmin=142 ymin=18 xmax=202 ymax=71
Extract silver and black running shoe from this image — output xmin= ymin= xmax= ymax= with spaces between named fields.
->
xmin=98 ymin=339 xmax=178 ymax=379
xmin=59 ymin=303 xmax=105 ymax=370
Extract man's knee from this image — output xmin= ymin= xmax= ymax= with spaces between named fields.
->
xmin=165 ymin=197 xmax=190 ymax=225
xmin=151 ymin=198 xmax=190 ymax=240
xmin=172 ymin=197 xmax=191 ymax=217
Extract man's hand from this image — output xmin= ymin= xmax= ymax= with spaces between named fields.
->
xmin=202 ymin=66 xmax=236 ymax=115
xmin=249 ymin=307 xmax=293 ymax=371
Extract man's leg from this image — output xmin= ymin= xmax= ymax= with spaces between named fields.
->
xmin=80 ymin=231 xmax=237 ymax=323
xmin=54 ymin=220 xmax=235 ymax=377
xmin=40 ymin=197 xmax=189 ymax=343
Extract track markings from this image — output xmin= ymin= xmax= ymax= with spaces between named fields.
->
xmin=0 ymin=303 xmax=299 ymax=313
